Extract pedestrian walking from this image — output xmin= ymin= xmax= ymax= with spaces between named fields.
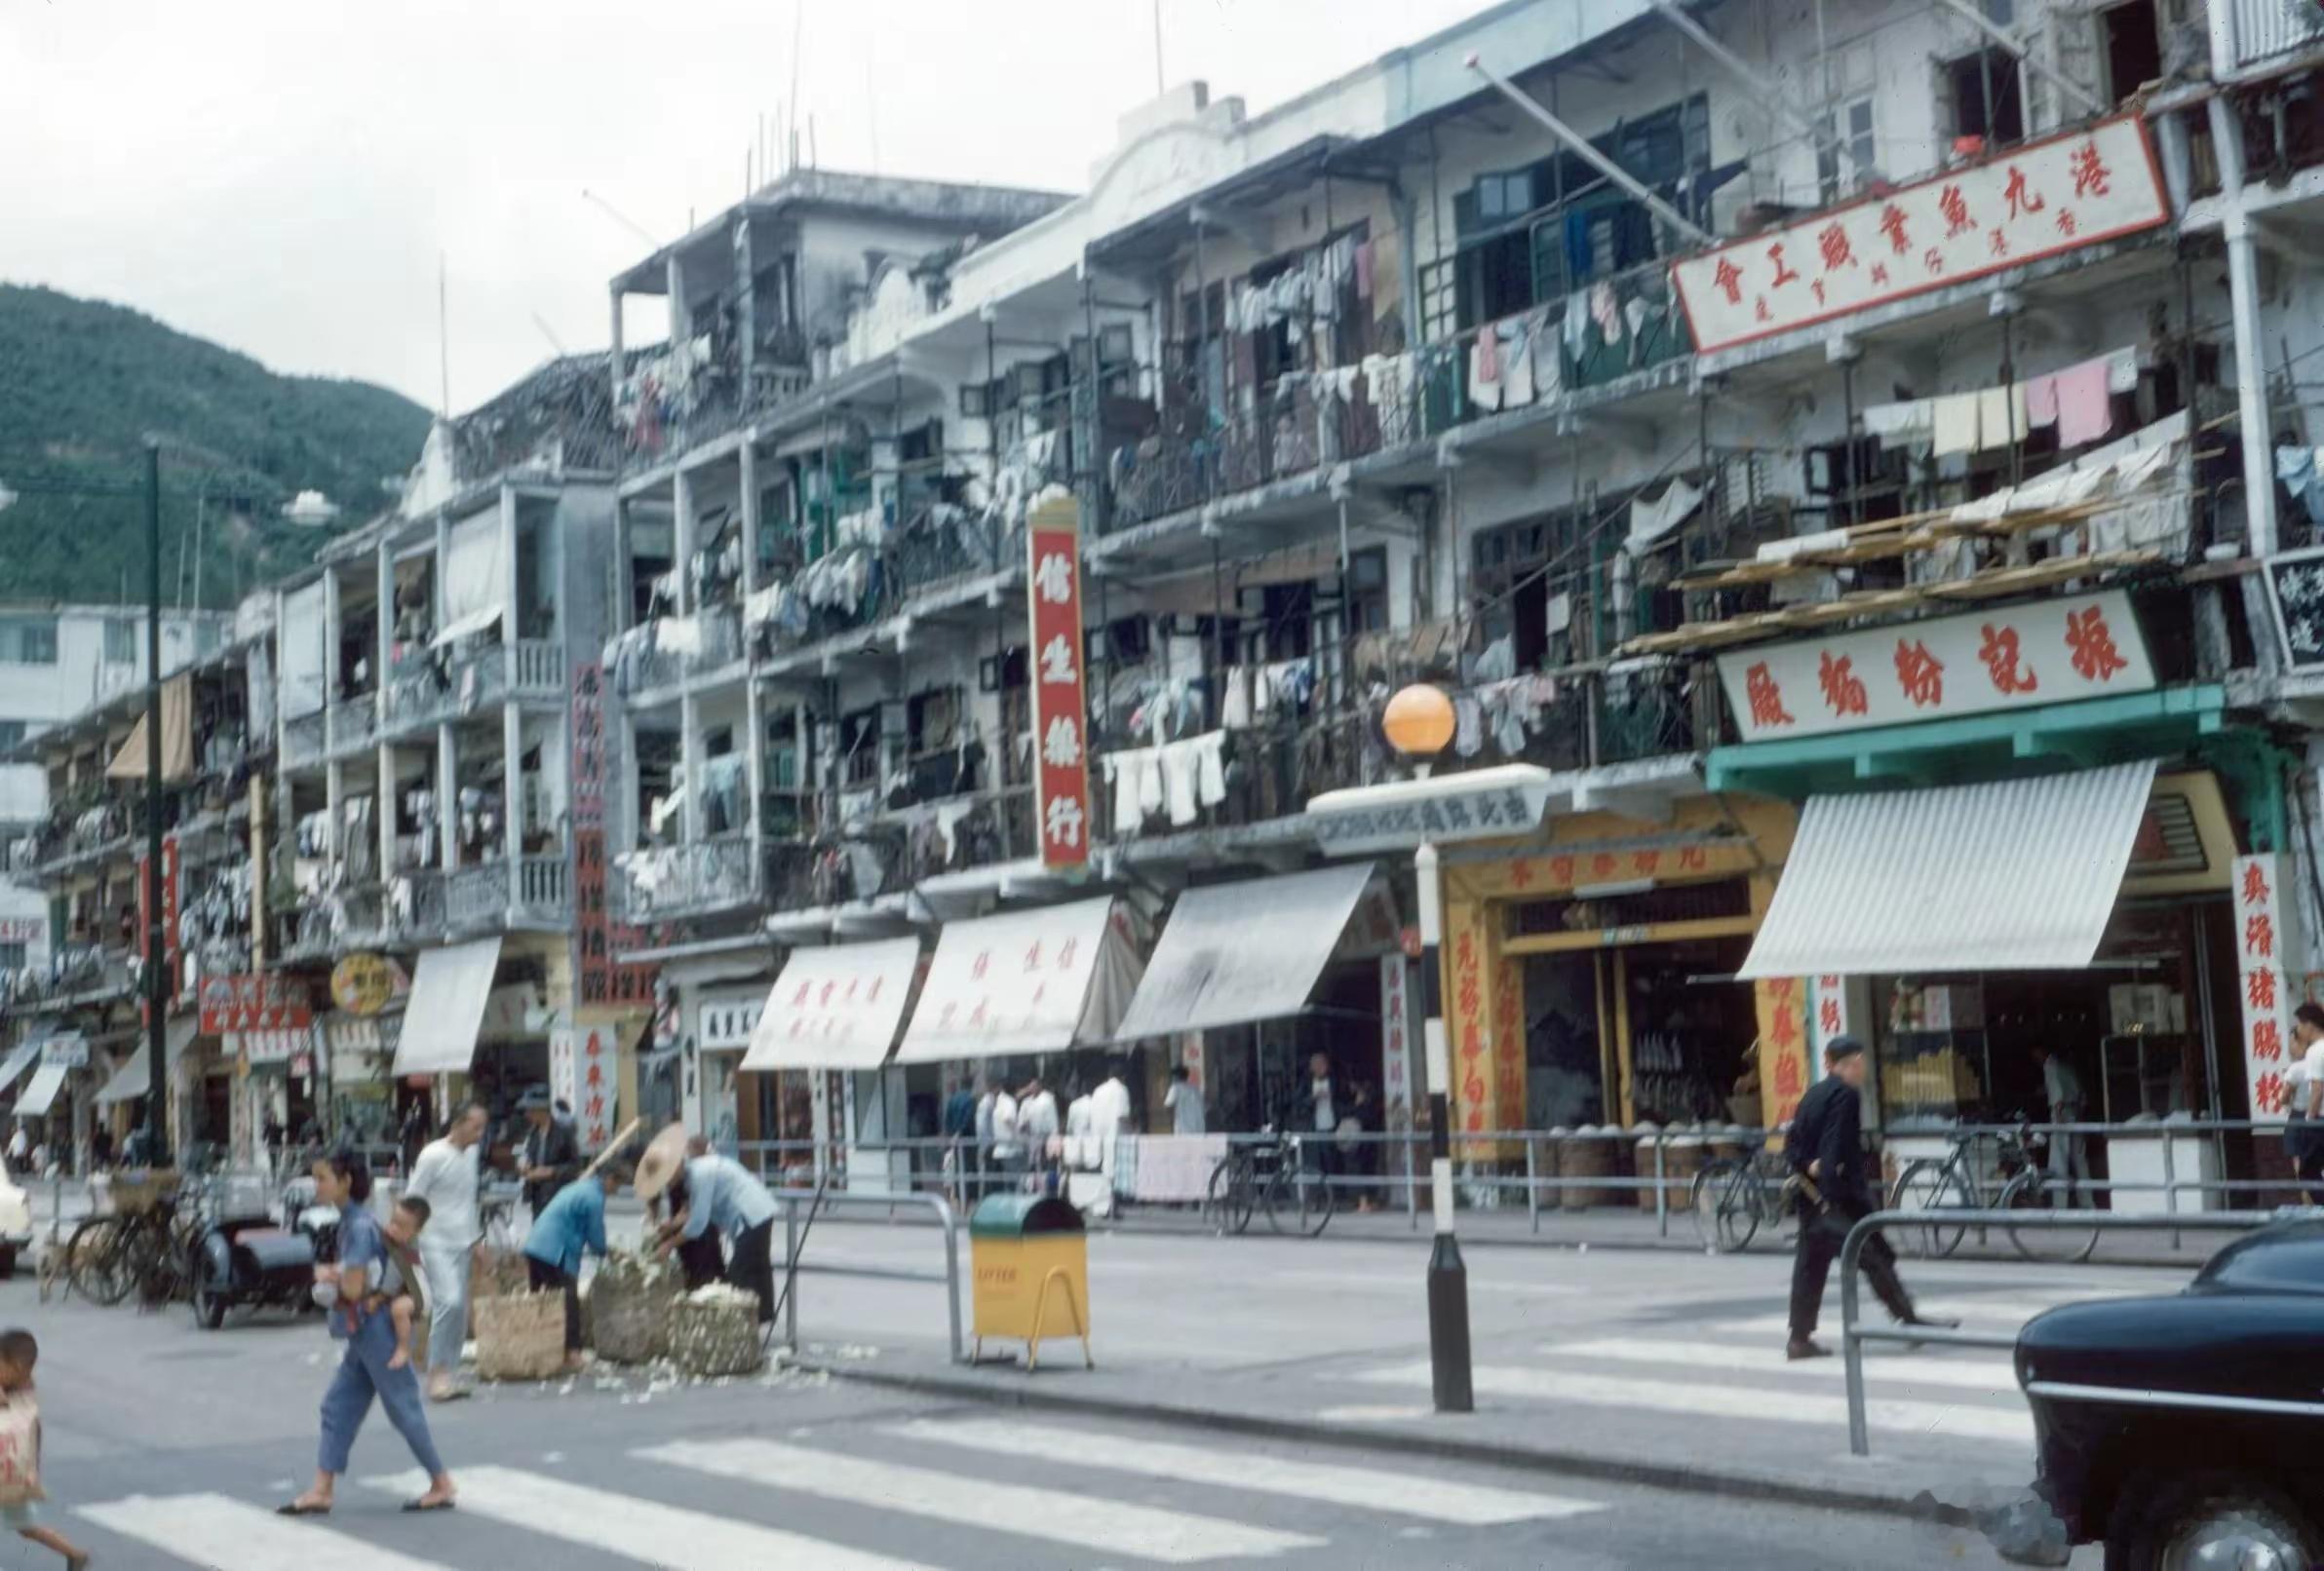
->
xmin=985 ymin=1075 xmax=1023 ymax=1192
xmin=646 ymin=1138 xmax=780 ymax=1323
xmin=2287 ymin=1003 xmax=2324 ymax=1203
xmin=0 ymin=1328 xmax=91 ymax=1569
xmin=2030 ymin=1044 xmax=2092 ymax=1207
xmin=523 ymin=1162 xmax=629 ymax=1372
xmin=516 ymin=1085 xmax=582 ymax=1221
xmin=1164 ymin=1064 xmax=1206 ymax=1133
xmin=1784 ymin=1036 xmax=1955 ymax=1360
xmin=404 ymin=1103 xmax=487 ymax=1402
xmin=279 ymin=1150 xmax=456 ymax=1518
xmin=1019 ymin=1074 xmax=1061 ymax=1191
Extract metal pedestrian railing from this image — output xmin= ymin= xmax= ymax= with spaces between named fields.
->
xmin=1834 ymin=1207 xmax=2274 ymax=1457
xmin=772 ymin=1186 xmax=964 ymax=1365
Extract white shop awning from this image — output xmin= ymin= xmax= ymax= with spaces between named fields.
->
xmin=391 ymin=937 xmax=503 ymax=1076
xmin=14 ymin=1064 xmax=67 ymax=1120
xmin=96 ymin=1015 xmax=201 ymax=1106
xmin=894 ymin=898 xmax=1143 ymax=1064
xmin=742 ymin=937 xmax=923 ymax=1072
xmin=1114 ymin=862 xmax=1387 ymax=1041
xmin=0 ymin=1031 xmax=53 ymax=1099
xmin=1738 ymin=759 xmax=2158 ymax=979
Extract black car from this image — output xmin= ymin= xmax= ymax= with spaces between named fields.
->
xmin=2010 ymin=1217 xmax=2324 ymax=1568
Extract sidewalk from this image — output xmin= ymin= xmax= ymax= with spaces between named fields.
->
xmin=779 ymin=1219 xmax=2201 ymax=1522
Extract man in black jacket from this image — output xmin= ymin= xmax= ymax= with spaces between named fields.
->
xmin=517 ymin=1085 xmax=582 ymax=1220
xmin=1785 ymin=1036 xmax=1953 ymax=1360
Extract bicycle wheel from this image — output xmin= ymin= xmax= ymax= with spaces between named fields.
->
xmin=1714 ymin=1164 xmax=1762 ymax=1253
xmin=2001 ymin=1169 xmax=2100 ymax=1263
xmin=66 ymin=1215 xmax=130 ymax=1307
xmin=1204 ymin=1157 xmax=1255 ymax=1236
xmin=1889 ymin=1159 xmax=1971 ymax=1259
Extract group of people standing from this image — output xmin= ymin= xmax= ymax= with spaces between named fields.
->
xmin=279 ymin=1096 xmax=784 ymax=1525
xmin=944 ymin=1063 xmax=1135 ymax=1198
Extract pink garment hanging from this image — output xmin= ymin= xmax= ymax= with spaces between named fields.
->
xmin=2023 ymin=373 xmax=2060 ymax=429
xmin=2054 ymin=358 xmax=2114 ymax=446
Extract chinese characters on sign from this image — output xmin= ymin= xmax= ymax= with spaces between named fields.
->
xmin=2263 ymin=547 xmax=2324 ymax=671
xmin=1378 ymin=955 xmax=1412 ymax=1131
xmin=568 ymin=662 xmax=656 ymax=1010
xmin=1026 ymin=497 xmax=1092 ymax=871
xmin=199 ymin=975 xmax=313 ymax=1035
xmin=1756 ymin=977 xmax=1813 ymax=1129
xmin=1674 ymin=116 xmax=2166 ymax=353
xmin=551 ymin=1021 xmax=621 ymax=1149
xmin=136 ymin=833 xmax=180 ymax=1023
xmin=2233 ymin=854 xmax=2298 ymax=1124
xmin=1310 ymin=778 xmax=1554 ymax=854
xmin=1716 ymin=592 xmax=2152 ymax=742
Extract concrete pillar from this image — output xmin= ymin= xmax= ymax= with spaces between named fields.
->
xmin=2207 ymin=94 xmax=2281 ymax=559
xmin=433 ymin=512 xmax=451 ymax=632
xmin=504 ymin=701 xmax=524 ymax=911
xmin=666 ymin=255 xmax=687 ymax=359
xmin=374 ymin=541 xmax=394 ymax=720
xmin=734 ymin=216 xmax=757 ymax=383
xmin=321 ymin=570 xmax=342 ymax=752
xmin=740 ymin=443 xmax=764 ymax=857
xmin=376 ymin=741 xmax=396 ymax=878
xmin=671 ymin=471 xmax=696 ymax=616
xmin=499 ymin=484 xmax=520 ymax=654
xmin=680 ymin=693 xmax=705 ymax=846
xmin=438 ymin=723 xmax=459 ymax=871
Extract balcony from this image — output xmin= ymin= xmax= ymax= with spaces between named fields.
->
xmin=3 ymin=943 xmax=136 ymax=1010
xmin=611 ymin=832 xmax=763 ymax=922
xmin=328 ymin=696 xmax=378 ymax=759
xmin=283 ymin=709 xmax=327 ymax=770
xmin=1423 ymin=259 xmax=1691 ymax=438
xmin=2229 ymin=0 xmax=2324 ymax=74
xmin=606 ymin=605 xmax=745 ymax=702
xmin=380 ymin=639 xmax=557 ymax=736
xmin=438 ymin=856 xmax=571 ymax=934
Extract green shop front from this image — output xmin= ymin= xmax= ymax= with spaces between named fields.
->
xmin=1706 ymin=589 xmax=2291 ymax=1208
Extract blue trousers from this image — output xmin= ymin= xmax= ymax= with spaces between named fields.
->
xmin=319 ymin=1308 xmax=445 ymax=1479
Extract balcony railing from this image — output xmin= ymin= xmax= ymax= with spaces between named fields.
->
xmin=2231 ymin=0 xmax=2324 ymax=71
xmin=512 ymin=638 xmax=563 ymax=698
xmin=328 ymin=696 xmax=378 ymax=758
xmin=611 ymin=832 xmax=762 ymax=921
xmin=283 ymin=710 xmax=327 ymax=769
xmin=608 ymin=606 xmax=745 ymax=700
xmin=381 ymin=643 xmax=516 ymax=733
xmin=1 ymin=943 xmax=136 ymax=1010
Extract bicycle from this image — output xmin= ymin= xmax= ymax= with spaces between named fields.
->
xmin=1886 ymin=1121 xmax=2100 ymax=1263
xmin=1687 ymin=1148 xmax=1801 ymax=1253
xmin=1203 ymin=1135 xmax=1333 ymax=1238
xmin=66 ymin=1169 xmax=200 ymax=1307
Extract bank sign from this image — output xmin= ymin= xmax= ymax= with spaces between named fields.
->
xmin=1715 ymin=591 xmax=2154 ymax=742
xmin=1674 ymin=116 xmax=2167 ymax=354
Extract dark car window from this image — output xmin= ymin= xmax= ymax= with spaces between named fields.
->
xmin=2191 ymin=1222 xmax=2324 ymax=1296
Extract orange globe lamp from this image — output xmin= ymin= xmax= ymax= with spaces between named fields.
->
xmin=1381 ymin=683 xmax=1456 ymax=760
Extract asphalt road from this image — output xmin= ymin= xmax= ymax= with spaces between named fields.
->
xmin=0 ymin=1259 xmax=2094 ymax=1571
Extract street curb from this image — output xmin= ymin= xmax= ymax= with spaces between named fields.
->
xmin=801 ymin=1359 xmax=1981 ymax=1528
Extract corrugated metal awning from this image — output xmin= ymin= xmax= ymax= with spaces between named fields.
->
xmin=95 ymin=1016 xmax=201 ymax=1106
xmin=391 ymin=937 xmax=503 ymax=1076
xmin=741 ymin=938 xmax=922 ymax=1072
xmin=1738 ymin=760 xmax=2158 ymax=978
xmin=1113 ymin=862 xmax=1381 ymax=1041
xmin=893 ymin=898 xmax=1143 ymax=1064
xmin=15 ymin=1064 xmax=68 ymax=1119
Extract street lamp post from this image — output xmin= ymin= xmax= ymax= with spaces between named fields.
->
xmin=1379 ymin=684 xmax=1471 ymax=1414
xmin=0 ymin=445 xmax=173 ymax=1167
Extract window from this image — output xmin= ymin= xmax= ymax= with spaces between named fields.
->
xmin=1345 ymin=549 xmax=1390 ymax=635
xmin=1948 ymin=48 xmax=2026 ymax=146
xmin=104 ymin=617 xmax=136 ymax=664
xmin=1817 ymin=99 xmax=1878 ymax=203
xmin=0 ymin=619 xmax=57 ymax=666
xmin=2103 ymin=2 xmax=2162 ymax=102
xmin=0 ymin=721 xmax=23 ymax=750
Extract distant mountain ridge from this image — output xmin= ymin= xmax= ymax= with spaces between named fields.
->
xmin=0 ymin=284 xmax=432 ymax=607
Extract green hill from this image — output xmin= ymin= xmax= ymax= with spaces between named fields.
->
xmin=0 ymin=284 xmax=432 ymax=607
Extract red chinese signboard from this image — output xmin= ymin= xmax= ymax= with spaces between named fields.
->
xmin=200 ymin=975 xmax=313 ymax=1035
xmin=551 ymin=1022 xmax=619 ymax=1149
xmin=1675 ymin=116 xmax=2167 ymax=354
xmin=136 ymin=832 xmax=180 ymax=1023
xmin=1026 ymin=496 xmax=1092 ymax=871
xmin=1756 ymin=977 xmax=1813 ymax=1130
xmin=568 ymin=661 xmax=655 ymax=1010
xmin=2233 ymin=854 xmax=2297 ymax=1123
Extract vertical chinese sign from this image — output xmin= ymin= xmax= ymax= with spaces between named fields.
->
xmin=569 ymin=660 xmax=655 ymax=1012
xmin=1755 ymin=977 xmax=1813 ymax=1131
xmin=1443 ymin=899 xmax=1497 ymax=1155
xmin=2233 ymin=854 xmax=2297 ymax=1123
xmin=136 ymin=832 xmax=181 ymax=1023
xmin=551 ymin=1021 xmax=619 ymax=1150
xmin=1377 ymin=956 xmax=1411 ymax=1133
xmin=1026 ymin=495 xmax=1092 ymax=871
xmin=1490 ymin=938 xmax=1527 ymax=1159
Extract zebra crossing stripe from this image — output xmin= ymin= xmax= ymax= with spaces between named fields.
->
xmin=1550 ymin=1336 xmax=2022 ymax=1395
xmin=889 ymin=1417 xmax=1605 ymax=1524
xmin=78 ymin=1493 xmax=453 ymax=1571
xmin=1350 ymin=1360 xmax=2035 ymax=1443
xmin=641 ymin=1437 xmax=1323 ymax=1563
xmin=362 ymin=1466 xmax=937 ymax=1571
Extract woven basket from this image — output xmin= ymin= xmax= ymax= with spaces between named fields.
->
xmin=473 ymin=1290 xmax=565 ymax=1383
xmin=107 ymin=1169 xmax=177 ymax=1217
xmin=590 ymin=1254 xmax=681 ymax=1365
xmin=1559 ymin=1130 xmax=1612 ymax=1209
xmin=668 ymin=1287 xmax=763 ymax=1379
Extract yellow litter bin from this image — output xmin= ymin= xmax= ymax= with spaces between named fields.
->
xmin=969 ymin=1194 xmax=1093 ymax=1371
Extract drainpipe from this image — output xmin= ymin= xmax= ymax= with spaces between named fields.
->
xmin=2205 ymin=93 xmax=2281 ymax=559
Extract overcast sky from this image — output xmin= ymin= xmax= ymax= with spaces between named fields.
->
xmin=5 ymin=0 xmax=1496 ymax=415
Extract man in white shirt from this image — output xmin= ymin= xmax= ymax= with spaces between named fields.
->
xmin=987 ymin=1076 xmax=1023 ymax=1186
xmin=2031 ymin=1045 xmax=2091 ymax=1208
xmin=2291 ymin=1004 xmax=2324 ymax=1201
xmin=1018 ymin=1074 xmax=1061 ymax=1175
xmin=1163 ymin=1065 xmax=1206 ymax=1134
xmin=1090 ymin=1065 xmax=1133 ymax=1140
xmin=403 ymin=1102 xmax=487 ymax=1401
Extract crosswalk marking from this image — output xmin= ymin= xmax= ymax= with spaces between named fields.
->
xmin=79 ymin=1493 xmax=453 ymax=1571
xmin=890 ymin=1417 xmax=1604 ymax=1524
xmin=642 ymin=1437 xmax=1323 ymax=1563
xmin=1548 ymin=1337 xmax=2021 ymax=1395
xmin=1714 ymin=1300 xmax=2099 ymax=1337
xmin=1350 ymin=1360 xmax=2035 ymax=1443
xmin=363 ymin=1467 xmax=935 ymax=1571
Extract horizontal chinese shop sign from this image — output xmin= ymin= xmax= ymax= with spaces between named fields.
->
xmin=1715 ymin=590 xmax=2153 ymax=743
xmin=1674 ymin=116 xmax=2166 ymax=355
